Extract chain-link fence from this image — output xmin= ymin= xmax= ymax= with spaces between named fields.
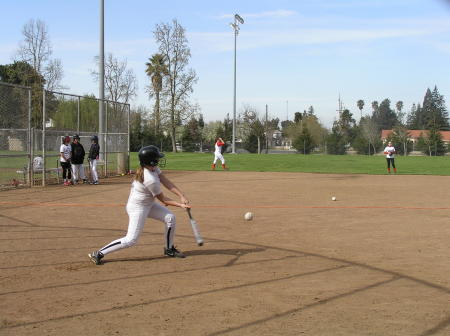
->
xmin=0 ymin=81 xmax=130 ymax=190
xmin=0 ymin=82 xmax=31 ymax=189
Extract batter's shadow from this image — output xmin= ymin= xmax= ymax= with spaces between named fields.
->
xmin=102 ymin=248 xmax=265 ymax=265
xmin=102 ymin=255 xmax=167 ymax=264
xmin=184 ymin=247 xmax=266 ymax=266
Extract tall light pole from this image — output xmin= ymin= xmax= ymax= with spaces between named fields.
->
xmin=99 ymin=0 xmax=105 ymax=161
xmin=230 ymin=14 xmax=244 ymax=154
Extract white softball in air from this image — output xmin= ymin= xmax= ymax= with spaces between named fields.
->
xmin=331 ymin=196 xmax=336 ymax=201
xmin=244 ymin=212 xmax=253 ymax=221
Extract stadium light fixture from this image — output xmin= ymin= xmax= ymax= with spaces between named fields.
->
xmin=230 ymin=13 xmax=244 ymax=154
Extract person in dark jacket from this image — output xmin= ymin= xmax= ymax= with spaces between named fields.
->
xmin=71 ymin=134 xmax=87 ymax=184
xmin=88 ymin=135 xmax=100 ymax=185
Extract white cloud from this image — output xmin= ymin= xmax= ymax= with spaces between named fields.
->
xmin=189 ymin=25 xmax=447 ymax=53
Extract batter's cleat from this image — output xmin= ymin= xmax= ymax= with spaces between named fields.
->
xmin=211 ymin=164 xmax=216 ymax=170
xmin=82 ymin=179 xmax=88 ymax=184
xmin=88 ymin=251 xmax=104 ymax=265
xmin=92 ymin=181 xmax=99 ymax=185
xmin=164 ymin=246 xmax=186 ymax=258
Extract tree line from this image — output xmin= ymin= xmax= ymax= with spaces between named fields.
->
xmin=1 ymin=19 xmax=449 ymax=156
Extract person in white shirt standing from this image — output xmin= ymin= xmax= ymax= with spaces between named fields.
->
xmin=211 ymin=137 xmax=228 ymax=170
xmin=60 ymin=136 xmax=72 ymax=185
xmin=88 ymin=145 xmax=190 ymax=265
xmin=383 ymin=141 xmax=397 ymax=174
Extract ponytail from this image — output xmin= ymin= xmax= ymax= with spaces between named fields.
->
xmin=134 ymin=166 xmax=145 ymax=183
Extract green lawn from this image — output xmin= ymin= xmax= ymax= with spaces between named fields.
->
xmin=129 ymin=152 xmax=450 ymax=175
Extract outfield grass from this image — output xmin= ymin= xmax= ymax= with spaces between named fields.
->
xmin=130 ymin=152 xmax=450 ymax=175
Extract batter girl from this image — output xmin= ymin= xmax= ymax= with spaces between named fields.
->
xmin=383 ymin=141 xmax=397 ymax=173
xmin=88 ymin=145 xmax=190 ymax=265
xmin=211 ymin=137 xmax=228 ymax=170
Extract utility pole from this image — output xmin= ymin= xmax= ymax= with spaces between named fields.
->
xmin=99 ymin=0 xmax=105 ymax=161
xmin=265 ymin=104 xmax=269 ymax=153
xmin=336 ymin=94 xmax=344 ymax=117
xmin=286 ymin=100 xmax=289 ymax=120
xmin=230 ymin=14 xmax=244 ymax=154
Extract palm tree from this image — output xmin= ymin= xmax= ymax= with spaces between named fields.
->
xmin=395 ymin=100 xmax=404 ymax=124
xmin=371 ymin=101 xmax=379 ymax=114
xmin=357 ymin=99 xmax=364 ymax=119
xmin=145 ymin=54 xmax=168 ymax=134
xmin=395 ymin=101 xmax=403 ymax=113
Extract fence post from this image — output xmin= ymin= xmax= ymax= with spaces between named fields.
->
xmin=104 ymin=101 xmax=108 ymax=177
xmin=127 ymin=104 xmax=130 ymax=173
xmin=42 ymin=90 xmax=46 ymax=187
xmin=77 ymin=96 xmax=80 ymax=134
xmin=28 ymin=89 xmax=33 ymax=187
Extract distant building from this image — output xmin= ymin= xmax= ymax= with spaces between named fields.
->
xmin=381 ymin=129 xmax=450 ymax=145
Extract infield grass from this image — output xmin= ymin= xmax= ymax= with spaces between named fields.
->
xmin=130 ymin=152 xmax=450 ymax=176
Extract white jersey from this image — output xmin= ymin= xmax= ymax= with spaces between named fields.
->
xmin=384 ymin=146 xmax=395 ymax=158
xmin=127 ymin=167 xmax=162 ymax=207
xmin=215 ymin=141 xmax=224 ymax=155
xmin=60 ymin=144 xmax=71 ymax=162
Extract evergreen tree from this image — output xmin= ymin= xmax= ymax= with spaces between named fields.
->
xmin=294 ymin=112 xmax=302 ymax=124
xmin=293 ymin=125 xmax=315 ymax=154
xmin=243 ymin=119 xmax=266 ymax=153
xmin=338 ymin=109 xmax=356 ymax=143
xmin=326 ymin=123 xmax=347 ymax=155
xmin=416 ymin=127 xmax=447 ymax=156
xmin=372 ymin=99 xmax=398 ymax=130
xmin=0 ymin=61 xmax=46 ymax=128
xmin=181 ymin=117 xmax=202 ymax=152
xmin=408 ymin=87 xmax=449 ymax=130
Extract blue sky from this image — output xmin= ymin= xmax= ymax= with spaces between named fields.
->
xmin=1 ymin=0 xmax=450 ymax=127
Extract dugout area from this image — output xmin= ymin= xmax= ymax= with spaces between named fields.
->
xmin=1 ymin=171 xmax=450 ymax=335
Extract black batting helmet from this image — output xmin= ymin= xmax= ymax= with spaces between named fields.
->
xmin=73 ymin=134 xmax=80 ymax=140
xmin=91 ymin=135 xmax=98 ymax=142
xmin=138 ymin=145 xmax=165 ymax=167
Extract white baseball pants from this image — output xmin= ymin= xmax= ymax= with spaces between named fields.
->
xmin=71 ymin=163 xmax=86 ymax=181
xmin=90 ymin=159 xmax=98 ymax=182
xmin=98 ymin=202 xmax=176 ymax=255
xmin=213 ymin=153 xmax=225 ymax=164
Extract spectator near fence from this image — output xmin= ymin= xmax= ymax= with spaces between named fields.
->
xmin=71 ymin=134 xmax=88 ymax=184
xmin=88 ymin=135 xmax=100 ymax=185
xmin=60 ymin=136 xmax=72 ymax=186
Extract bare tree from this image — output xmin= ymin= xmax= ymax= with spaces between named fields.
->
xmin=92 ymin=53 xmax=138 ymax=108
xmin=16 ymin=19 xmax=64 ymax=90
xmin=44 ymin=59 xmax=64 ymax=91
xmin=360 ymin=117 xmax=379 ymax=154
xmin=154 ymin=19 xmax=198 ymax=152
xmin=240 ymin=105 xmax=266 ymax=153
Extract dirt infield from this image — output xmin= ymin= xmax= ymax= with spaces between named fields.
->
xmin=1 ymin=171 xmax=450 ymax=336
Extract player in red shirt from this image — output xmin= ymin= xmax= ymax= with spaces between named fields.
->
xmin=212 ymin=137 xmax=228 ymax=170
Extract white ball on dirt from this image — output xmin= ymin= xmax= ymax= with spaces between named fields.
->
xmin=331 ymin=196 xmax=336 ymax=201
xmin=244 ymin=212 xmax=253 ymax=221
